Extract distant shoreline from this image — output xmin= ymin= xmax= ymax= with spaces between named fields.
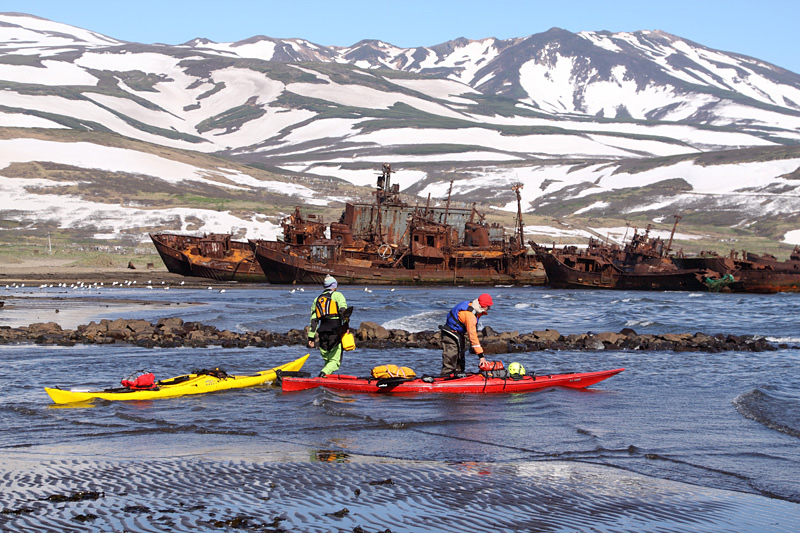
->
xmin=0 ymin=261 xmax=264 ymax=288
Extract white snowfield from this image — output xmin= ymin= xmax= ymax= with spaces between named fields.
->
xmin=578 ymin=30 xmax=800 ymax=112
xmin=0 ymin=14 xmax=795 ymax=157
xmin=1 ymin=14 xmax=800 ymax=245
xmin=526 ymin=224 xmax=702 ymax=244
xmin=0 ymin=138 xmax=312 ymax=241
xmin=0 ymin=13 xmax=120 ymax=50
xmin=2 ymin=134 xmax=799 ymax=244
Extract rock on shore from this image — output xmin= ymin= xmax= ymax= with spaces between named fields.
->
xmin=0 ymin=318 xmax=783 ymax=353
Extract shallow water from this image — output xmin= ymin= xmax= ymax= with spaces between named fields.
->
xmin=1 ymin=284 xmax=799 ymax=531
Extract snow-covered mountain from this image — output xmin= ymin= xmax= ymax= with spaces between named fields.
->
xmin=2 ymin=12 xmax=800 ymax=246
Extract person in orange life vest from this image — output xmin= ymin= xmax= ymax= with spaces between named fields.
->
xmin=308 ymin=275 xmax=350 ymax=377
xmin=439 ymin=293 xmax=493 ymax=375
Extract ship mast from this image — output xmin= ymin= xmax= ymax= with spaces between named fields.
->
xmin=664 ymin=214 xmax=681 ymax=257
xmin=374 ymin=163 xmax=394 ymax=243
xmin=443 ymin=179 xmax=453 ymax=225
xmin=512 ymin=183 xmax=524 ymax=249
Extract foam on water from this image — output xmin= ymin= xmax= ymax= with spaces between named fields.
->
xmin=766 ymin=337 xmax=800 ymax=343
xmin=382 ymin=310 xmax=442 ymax=332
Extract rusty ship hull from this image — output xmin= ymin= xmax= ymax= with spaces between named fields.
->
xmin=536 ymin=249 xmax=713 ymax=291
xmin=733 ymin=250 xmax=800 ymax=292
xmin=150 ymin=233 xmax=267 ymax=283
xmin=729 ymin=269 xmax=800 ymax=293
xmin=150 ymin=233 xmax=193 ymax=277
xmin=532 ymin=217 xmax=742 ymax=292
xmin=252 ymin=240 xmax=543 ymax=286
xmin=671 ymin=250 xmax=800 ymax=293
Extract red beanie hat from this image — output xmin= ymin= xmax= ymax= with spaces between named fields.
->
xmin=478 ymin=293 xmax=493 ymax=308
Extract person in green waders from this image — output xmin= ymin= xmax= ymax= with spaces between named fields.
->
xmin=307 ymin=275 xmax=351 ymax=377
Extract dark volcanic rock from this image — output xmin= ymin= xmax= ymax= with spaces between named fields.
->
xmin=0 ymin=318 xmax=783 ymax=354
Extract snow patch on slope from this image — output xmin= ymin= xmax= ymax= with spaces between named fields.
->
xmin=424 ymin=39 xmax=500 ymax=85
xmin=279 ymin=164 xmax=428 ymax=189
xmin=0 ymin=173 xmax=281 ymax=242
xmin=0 ymin=13 xmax=121 ymax=48
xmin=0 ymin=60 xmax=98 ymax=86
xmin=387 ymin=78 xmax=480 ymax=104
xmin=519 ymin=54 xmax=578 ymax=113
xmin=0 ymin=138 xmax=318 ymax=240
xmin=0 ymin=111 xmax=67 ymax=128
xmin=286 ymin=80 xmax=469 ymax=120
xmin=444 ymin=156 xmax=800 ymax=220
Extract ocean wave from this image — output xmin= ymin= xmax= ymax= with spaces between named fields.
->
xmin=541 ymin=294 xmax=577 ymax=301
xmin=611 ymin=298 xmax=639 ymax=304
xmin=383 ymin=310 xmax=443 ymax=332
xmin=766 ymin=337 xmax=800 ymax=344
xmin=733 ymin=387 xmax=800 ymax=439
xmin=625 ymin=319 xmax=654 ymax=327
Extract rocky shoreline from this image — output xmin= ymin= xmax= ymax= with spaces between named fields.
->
xmin=0 ymin=317 xmax=785 ymax=353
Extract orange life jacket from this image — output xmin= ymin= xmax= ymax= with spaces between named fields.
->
xmin=314 ymin=290 xmax=340 ymax=319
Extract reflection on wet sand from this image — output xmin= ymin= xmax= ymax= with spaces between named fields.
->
xmin=1 ymin=455 xmax=797 ymax=532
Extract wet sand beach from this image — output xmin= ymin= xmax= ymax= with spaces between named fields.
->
xmin=0 ymin=260 xmax=235 ymax=288
xmin=3 ymin=450 xmax=798 ymax=532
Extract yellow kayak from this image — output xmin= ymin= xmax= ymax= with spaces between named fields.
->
xmin=45 ymin=354 xmax=309 ymax=404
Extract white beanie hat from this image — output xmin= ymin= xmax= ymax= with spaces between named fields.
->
xmin=323 ymin=275 xmax=338 ymax=289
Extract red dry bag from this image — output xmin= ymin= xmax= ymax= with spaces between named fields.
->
xmin=121 ymin=373 xmax=156 ymax=390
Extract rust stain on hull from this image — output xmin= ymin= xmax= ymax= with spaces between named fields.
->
xmin=150 ymin=233 xmax=266 ymax=283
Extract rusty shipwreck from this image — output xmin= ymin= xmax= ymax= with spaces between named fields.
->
xmin=533 ymin=214 xmax=800 ymax=293
xmin=532 ymin=218 xmax=733 ymax=292
xmin=150 ymin=232 xmax=266 ymax=282
xmin=250 ymin=164 xmax=544 ymax=285
xmin=671 ymin=247 xmax=800 ymax=293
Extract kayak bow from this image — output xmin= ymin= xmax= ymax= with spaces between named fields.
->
xmin=45 ymin=354 xmax=309 ymax=404
xmin=280 ymin=367 xmax=624 ymax=394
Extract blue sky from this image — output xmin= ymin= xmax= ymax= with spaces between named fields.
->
xmin=6 ymin=0 xmax=800 ymax=74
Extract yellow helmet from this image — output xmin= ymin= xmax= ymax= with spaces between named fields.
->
xmin=508 ymin=362 xmax=526 ymax=376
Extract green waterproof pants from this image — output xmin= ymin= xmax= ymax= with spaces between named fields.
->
xmin=319 ymin=343 xmax=343 ymax=375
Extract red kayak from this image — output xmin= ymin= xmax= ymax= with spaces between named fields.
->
xmin=279 ymin=368 xmax=624 ymax=394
